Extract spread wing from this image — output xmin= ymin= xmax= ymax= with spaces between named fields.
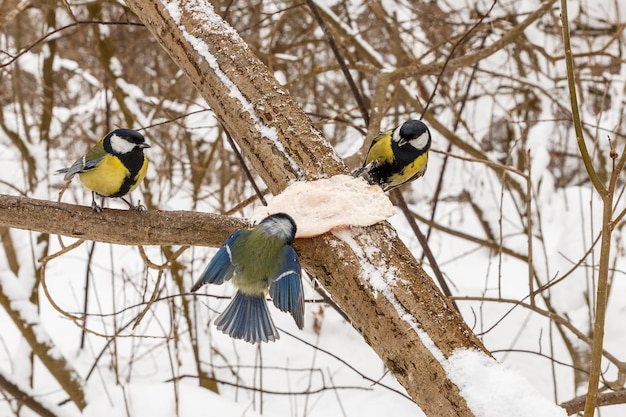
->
xmin=190 ymin=230 xmax=245 ymax=292
xmin=269 ymin=246 xmax=304 ymax=329
xmin=56 ymin=140 xmax=107 ymax=181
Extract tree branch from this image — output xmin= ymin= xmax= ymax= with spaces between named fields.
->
xmin=0 ymin=194 xmax=244 ymax=247
xmin=0 ymin=269 xmax=86 ymax=410
xmin=562 ymin=391 xmax=626 ymax=415
xmin=559 ymin=0 xmax=605 ymax=194
xmin=127 ymin=1 xmax=491 ymax=415
xmin=0 ymin=371 xmax=63 ymax=417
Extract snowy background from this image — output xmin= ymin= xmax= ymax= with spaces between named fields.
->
xmin=2 ymin=0 xmax=626 ymax=415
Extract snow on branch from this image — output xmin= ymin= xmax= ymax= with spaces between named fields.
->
xmin=0 ymin=271 xmax=86 ymax=410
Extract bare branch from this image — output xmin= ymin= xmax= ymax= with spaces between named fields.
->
xmin=0 ymin=372 xmax=63 ymax=417
xmin=0 ymin=271 xmax=86 ymax=410
xmin=562 ymin=391 xmax=626 ymax=415
xmin=0 ymin=194 xmax=244 ymax=247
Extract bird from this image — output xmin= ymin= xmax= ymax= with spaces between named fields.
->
xmin=355 ymin=119 xmax=431 ymax=191
xmin=190 ymin=213 xmax=304 ymax=344
xmin=56 ymin=129 xmax=150 ymax=211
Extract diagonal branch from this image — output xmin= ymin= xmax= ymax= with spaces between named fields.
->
xmin=305 ymin=0 xmax=369 ymax=125
xmin=120 ymin=2 xmax=488 ymax=415
xmin=390 ymin=0 xmax=558 ymax=81
xmin=0 ymin=371 xmax=63 ymax=417
xmin=0 ymin=269 xmax=86 ymax=410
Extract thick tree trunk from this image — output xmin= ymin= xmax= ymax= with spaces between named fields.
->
xmin=118 ymin=1 xmax=489 ymax=416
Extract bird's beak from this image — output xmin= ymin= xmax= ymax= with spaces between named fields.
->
xmin=138 ymin=143 xmax=151 ymax=149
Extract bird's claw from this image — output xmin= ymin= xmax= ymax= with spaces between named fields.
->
xmin=351 ymin=163 xmax=379 ymax=187
xmin=121 ymin=197 xmax=146 ymax=211
xmin=91 ymin=201 xmax=103 ymax=213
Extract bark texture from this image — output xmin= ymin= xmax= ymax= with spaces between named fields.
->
xmin=0 ymin=194 xmax=245 ymax=246
xmin=0 ymin=0 xmax=494 ymax=415
xmin=114 ymin=1 xmax=490 ymax=415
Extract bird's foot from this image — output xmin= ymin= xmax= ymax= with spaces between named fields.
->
xmin=121 ymin=197 xmax=146 ymax=211
xmin=351 ymin=163 xmax=378 ymax=186
xmin=90 ymin=193 xmax=104 ymax=213
xmin=91 ymin=200 xmax=103 ymax=213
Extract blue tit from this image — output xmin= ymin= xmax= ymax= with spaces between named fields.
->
xmin=57 ymin=129 xmax=150 ymax=211
xmin=191 ymin=213 xmax=304 ymax=344
xmin=357 ymin=119 xmax=431 ymax=191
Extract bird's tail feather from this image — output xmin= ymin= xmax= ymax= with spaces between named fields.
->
xmin=215 ymin=292 xmax=279 ymax=344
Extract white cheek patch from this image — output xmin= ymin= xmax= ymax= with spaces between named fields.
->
xmin=392 ymin=127 xmax=402 ymax=143
xmin=110 ymin=134 xmax=137 ymax=154
xmin=411 ymin=131 xmax=430 ymax=150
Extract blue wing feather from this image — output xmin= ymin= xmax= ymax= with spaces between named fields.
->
xmin=190 ymin=230 xmax=244 ymax=292
xmin=269 ymin=246 xmax=304 ymax=329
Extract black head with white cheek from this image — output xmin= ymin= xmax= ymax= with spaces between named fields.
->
xmin=105 ymin=129 xmax=150 ymax=155
xmin=258 ymin=213 xmax=297 ymax=243
xmin=393 ymin=120 xmax=431 ymax=151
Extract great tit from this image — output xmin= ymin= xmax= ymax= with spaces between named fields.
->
xmin=191 ymin=213 xmax=304 ymax=344
xmin=57 ymin=129 xmax=150 ymax=211
xmin=356 ymin=119 xmax=431 ymax=191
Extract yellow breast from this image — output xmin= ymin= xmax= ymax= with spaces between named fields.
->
xmin=365 ymin=131 xmax=395 ymax=165
xmin=388 ymin=153 xmax=429 ymax=187
xmin=79 ymin=154 xmax=130 ymax=197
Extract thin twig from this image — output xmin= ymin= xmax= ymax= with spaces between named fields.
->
xmin=305 ymin=0 xmax=369 ymax=125
xmin=223 ymin=129 xmax=267 ymax=206
xmin=423 ymin=34 xmax=489 ymax=250
xmin=452 ymin=296 xmax=625 ymax=371
xmin=80 ymin=241 xmax=97 ymax=349
xmin=526 ymin=149 xmax=534 ymax=305
xmin=138 ymin=245 xmax=189 ymax=270
xmin=560 ymin=0 xmax=605 ymax=194
xmin=0 ymin=20 xmax=143 ymax=69
xmin=421 ymin=0 xmax=496 ymax=118
xmin=133 ymin=271 xmax=163 ymax=330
